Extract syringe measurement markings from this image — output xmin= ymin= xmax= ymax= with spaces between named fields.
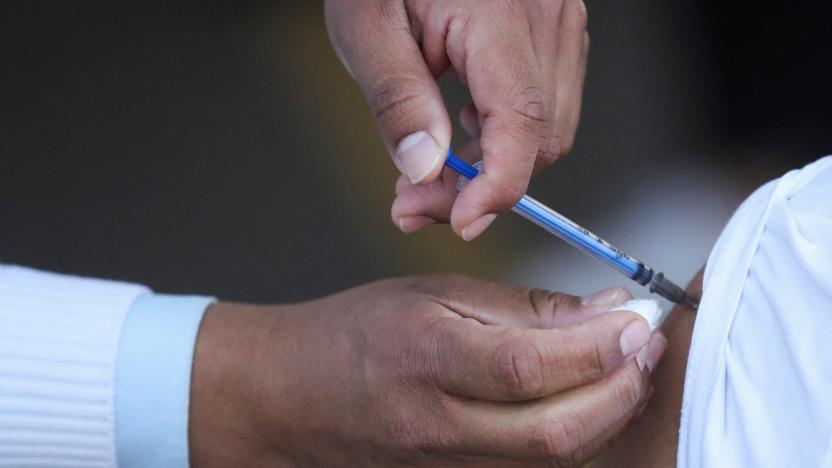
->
xmin=444 ymin=151 xmax=697 ymax=308
xmin=546 ymin=203 xmax=631 ymax=262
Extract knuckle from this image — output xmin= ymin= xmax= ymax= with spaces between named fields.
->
xmin=614 ymin=365 xmax=646 ymax=410
xmin=537 ymin=140 xmax=562 ymax=167
xmin=370 ymin=75 xmax=433 ymax=131
xmin=527 ymin=288 xmax=554 ymax=325
xmin=537 ymin=128 xmax=578 ymax=168
xmin=527 ymin=289 xmax=574 ymax=326
xmin=493 ymin=336 xmax=546 ymax=398
xmin=539 ymin=125 xmax=577 ymax=166
xmin=509 ymin=85 xmax=549 ymax=128
xmin=572 ymin=324 xmax=607 ymax=380
xmin=531 ymin=416 xmax=585 ymax=466
xmin=548 ymin=291 xmax=577 ymax=310
xmin=588 ymin=339 xmax=607 ymax=378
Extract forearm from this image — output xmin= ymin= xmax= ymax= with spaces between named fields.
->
xmin=592 ymin=269 xmax=703 ymax=467
xmin=189 ymin=296 xmax=396 ymax=468
xmin=189 ymin=301 xmax=294 ymax=467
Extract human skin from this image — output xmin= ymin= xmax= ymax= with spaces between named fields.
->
xmin=188 ymin=274 xmax=667 ymax=467
xmin=326 ymin=0 xmax=590 ymax=240
xmin=591 ymin=269 xmax=703 ymax=467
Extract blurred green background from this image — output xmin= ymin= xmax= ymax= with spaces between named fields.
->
xmin=2 ymin=2 xmax=829 ymax=304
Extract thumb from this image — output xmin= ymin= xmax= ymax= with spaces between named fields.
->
xmin=326 ymin=1 xmax=451 ymax=184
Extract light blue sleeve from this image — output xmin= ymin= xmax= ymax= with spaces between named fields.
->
xmin=115 ymin=293 xmax=215 ymax=468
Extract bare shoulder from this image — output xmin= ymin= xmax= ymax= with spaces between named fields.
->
xmin=591 ymin=268 xmax=703 ymax=468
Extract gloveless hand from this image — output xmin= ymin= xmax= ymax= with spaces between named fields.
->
xmin=326 ymin=0 xmax=590 ymax=240
xmin=189 ymin=275 xmax=665 ymax=467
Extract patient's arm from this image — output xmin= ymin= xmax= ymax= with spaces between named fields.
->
xmin=592 ymin=269 xmax=703 ymax=467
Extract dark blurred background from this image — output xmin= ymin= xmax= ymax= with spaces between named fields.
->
xmin=2 ymin=2 xmax=830 ymax=304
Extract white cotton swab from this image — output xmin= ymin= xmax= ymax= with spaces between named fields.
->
xmin=610 ymin=299 xmax=665 ymax=331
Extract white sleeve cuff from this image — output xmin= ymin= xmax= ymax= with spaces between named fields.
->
xmin=0 ymin=265 xmax=148 ymax=468
xmin=114 ymin=293 xmax=213 ymax=468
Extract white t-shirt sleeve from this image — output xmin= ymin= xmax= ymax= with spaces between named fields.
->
xmin=678 ymin=156 xmax=832 ymax=467
xmin=0 ymin=266 xmax=148 ymax=467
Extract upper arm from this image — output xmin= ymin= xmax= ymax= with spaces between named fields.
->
xmin=591 ymin=268 xmax=703 ymax=468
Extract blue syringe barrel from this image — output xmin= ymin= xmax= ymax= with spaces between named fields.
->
xmin=511 ymin=195 xmax=653 ymax=285
xmin=446 ymin=151 xmax=654 ymax=285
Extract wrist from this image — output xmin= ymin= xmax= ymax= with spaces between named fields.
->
xmin=188 ymin=302 xmax=297 ymax=467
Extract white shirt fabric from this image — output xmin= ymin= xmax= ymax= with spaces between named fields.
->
xmin=0 ymin=266 xmax=148 ymax=467
xmin=678 ymin=156 xmax=832 ymax=467
xmin=0 ymin=266 xmax=211 ymax=468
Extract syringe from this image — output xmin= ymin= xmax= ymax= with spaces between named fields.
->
xmin=445 ymin=150 xmax=699 ymax=309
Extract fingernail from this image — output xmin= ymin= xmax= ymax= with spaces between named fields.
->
xmin=619 ymin=319 xmax=650 ymax=357
xmin=580 ymin=287 xmax=628 ymax=306
xmin=461 ymin=213 xmax=497 ymax=241
xmin=398 ymin=216 xmax=435 ymax=233
xmin=636 ymin=345 xmax=650 ymax=371
xmin=396 ymin=131 xmax=444 ymax=184
xmin=645 ymin=332 xmax=668 ymax=372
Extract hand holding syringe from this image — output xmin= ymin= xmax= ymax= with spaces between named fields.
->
xmin=446 ymin=150 xmax=699 ymax=309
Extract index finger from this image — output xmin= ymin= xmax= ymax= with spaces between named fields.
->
xmin=445 ymin=11 xmax=551 ymax=240
xmin=430 ymin=310 xmax=651 ymax=401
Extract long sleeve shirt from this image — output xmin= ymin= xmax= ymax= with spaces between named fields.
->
xmin=0 ymin=265 xmax=212 ymax=468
